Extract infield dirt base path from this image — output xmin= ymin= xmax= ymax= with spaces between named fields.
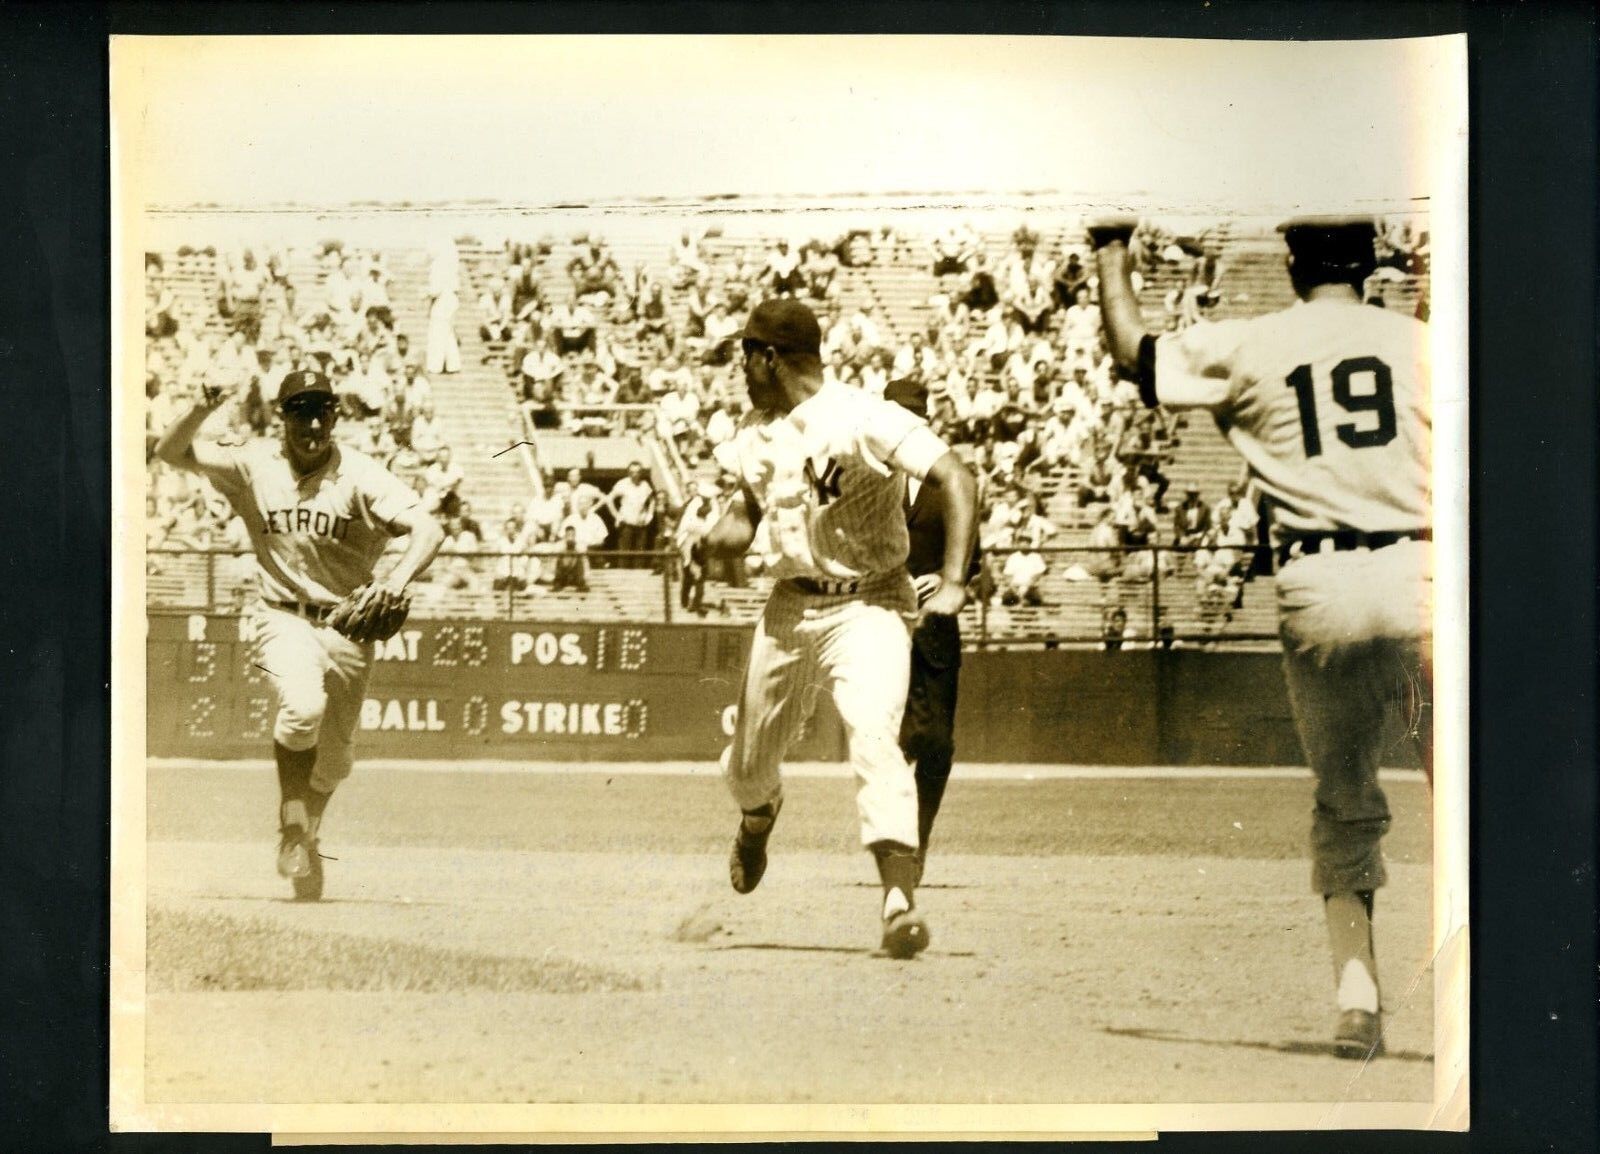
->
xmin=141 ymin=764 xmax=1434 ymax=1108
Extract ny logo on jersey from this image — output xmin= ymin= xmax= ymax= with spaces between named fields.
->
xmin=803 ymin=457 xmax=843 ymax=506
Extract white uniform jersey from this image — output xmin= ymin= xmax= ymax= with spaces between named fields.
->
xmin=733 ymin=381 xmax=950 ymax=581
xmin=1153 ymin=298 xmax=1429 ymax=540
xmin=201 ymin=439 xmax=420 ymax=604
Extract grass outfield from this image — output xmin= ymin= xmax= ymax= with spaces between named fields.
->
xmin=148 ymin=763 xmax=1432 ymax=864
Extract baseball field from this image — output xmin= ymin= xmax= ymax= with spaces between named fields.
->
xmin=142 ymin=759 xmax=1434 ymax=1110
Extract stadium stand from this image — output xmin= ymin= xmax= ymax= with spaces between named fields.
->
xmin=145 ymin=216 xmax=1428 ymax=644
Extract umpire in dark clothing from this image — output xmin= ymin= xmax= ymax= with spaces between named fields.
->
xmin=886 ymin=378 xmax=980 ymax=880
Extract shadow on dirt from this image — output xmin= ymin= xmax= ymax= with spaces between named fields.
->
xmin=1101 ymin=1025 xmax=1432 ymax=1064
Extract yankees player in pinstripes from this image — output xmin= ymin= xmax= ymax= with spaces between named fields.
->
xmin=704 ymin=299 xmax=978 ymax=959
xmin=154 ymin=369 xmax=444 ymax=900
xmin=1091 ymin=215 xmax=1432 ymax=1059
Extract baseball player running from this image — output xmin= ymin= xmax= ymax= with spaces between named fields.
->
xmin=704 ymin=299 xmax=978 ymax=959
xmin=883 ymin=377 xmax=981 ymax=885
xmin=1090 ymin=215 xmax=1432 ymax=1059
xmin=153 ymin=369 xmax=444 ymax=900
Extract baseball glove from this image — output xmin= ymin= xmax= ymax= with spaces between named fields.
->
xmin=325 ymin=583 xmax=411 ymax=643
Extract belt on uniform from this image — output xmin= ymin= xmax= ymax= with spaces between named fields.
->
xmin=1276 ymin=529 xmax=1431 ymax=568
xmin=786 ymin=576 xmax=864 ymax=596
xmin=266 ymin=599 xmax=335 ymax=624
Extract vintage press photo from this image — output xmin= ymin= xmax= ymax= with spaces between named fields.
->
xmin=110 ymin=34 xmax=1469 ymax=1138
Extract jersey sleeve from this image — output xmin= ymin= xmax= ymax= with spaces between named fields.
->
xmin=356 ymin=455 xmax=424 ymax=537
xmin=1151 ymin=318 xmax=1252 ymax=409
xmin=859 ymin=397 xmax=951 ymax=480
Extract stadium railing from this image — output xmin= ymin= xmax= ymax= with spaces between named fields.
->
xmin=146 ymin=544 xmax=1281 ymax=647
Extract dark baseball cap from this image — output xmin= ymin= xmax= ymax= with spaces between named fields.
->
xmin=276 ymin=369 xmax=334 ymax=408
xmin=883 ymin=377 xmax=929 ymax=415
xmin=1278 ymin=215 xmax=1379 ymax=270
xmin=740 ymin=298 xmax=821 ymax=356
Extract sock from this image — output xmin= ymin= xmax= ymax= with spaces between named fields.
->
xmin=915 ymin=769 xmax=950 ymax=856
xmin=872 ymin=841 xmax=920 ymax=916
xmin=1325 ymin=890 xmax=1380 ymax=1013
xmin=274 ymin=742 xmax=317 ymax=829
xmin=740 ymin=797 xmax=780 ymax=836
xmin=305 ymin=786 xmax=333 ymax=839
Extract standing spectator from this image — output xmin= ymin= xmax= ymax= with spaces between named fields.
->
xmin=491 ymin=515 xmax=536 ymax=592
xmin=564 ymin=467 xmax=605 ymax=517
xmin=605 ymin=462 xmax=657 ymax=566
xmin=425 ymin=238 xmax=462 ymax=374
xmin=559 ymin=500 xmax=609 ymax=554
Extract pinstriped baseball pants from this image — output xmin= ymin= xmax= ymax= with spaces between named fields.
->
xmin=721 ymin=572 xmax=921 ymax=848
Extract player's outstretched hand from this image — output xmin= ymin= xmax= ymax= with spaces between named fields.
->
xmin=1086 ymin=215 xmax=1140 ymax=250
xmin=920 ymin=581 xmax=967 ymax=618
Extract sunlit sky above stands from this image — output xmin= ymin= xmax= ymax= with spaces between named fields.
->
xmin=116 ymin=35 xmax=1461 ymax=215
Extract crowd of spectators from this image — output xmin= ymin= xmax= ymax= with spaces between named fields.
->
xmin=144 ymin=241 xmax=471 ymax=578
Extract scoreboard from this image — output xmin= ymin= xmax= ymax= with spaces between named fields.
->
xmin=147 ymin=614 xmax=846 ymax=761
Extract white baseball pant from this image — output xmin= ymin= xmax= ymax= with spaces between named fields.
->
xmin=1276 ymin=539 xmax=1433 ymax=894
xmin=250 ymin=604 xmax=374 ymax=793
xmin=722 ymin=571 xmax=920 ymax=848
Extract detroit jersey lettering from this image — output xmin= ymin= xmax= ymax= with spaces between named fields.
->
xmin=1153 ymin=298 xmax=1429 ymax=538
xmin=733 ymin=380 xmax=950 ymax=580
xmin=203 ymin=439 xmax=421 ymax=604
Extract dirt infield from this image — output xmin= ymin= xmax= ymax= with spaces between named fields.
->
xmin=142 ymin=762 xmax=1434 ymax=1107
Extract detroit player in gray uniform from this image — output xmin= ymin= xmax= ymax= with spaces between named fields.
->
xmin=1091 ymin=215 xmax=1432 ymax=1059
xmin=154 ymin=369 xmax=444 ymax=900
xmin=704 ymin=299 xmax=978 ymax=958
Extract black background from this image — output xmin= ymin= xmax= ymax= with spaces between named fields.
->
xmin=1 ymin=2 xmax=1594 ymax=1151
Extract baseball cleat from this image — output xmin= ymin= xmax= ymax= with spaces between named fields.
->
xmin=729 ymin=799 xmax=781 ymax=895
xmin=292 ymin=837 xmax=325 ymax=902
xmin=881 ymin=909 xmax=930 ymax=959
xmin=1332 ymin=1009 xmax=1385 ymax=1060
xmin=277 ymin=825 xmax=312 ymax=882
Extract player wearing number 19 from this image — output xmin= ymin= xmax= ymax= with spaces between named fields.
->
xmin=1090 ymin=216 xmax=1432 ymax=1060
xmin=153 ymin=369 xmax=444 ymax=900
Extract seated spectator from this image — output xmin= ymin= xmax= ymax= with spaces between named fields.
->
xmin=145 ymin=277 xmax=178 ymax=340
xmin=1119 ymin=491 xmax=1165 ymax=581
xmin=220 ymin=248 xmax=266 ymax=341
xmin=860 ymin=351 xmax=891 ymax=397
xmin=960 ymin=253 xmax=1000 ymax=314
xmin=930 ymin=222 xmax=978 ymax=277
xmin=478 ymin=276 xmax=515 ymax=343
xmin=360 ymin=262 xmax=394 ymax=330
xmin=1061 ymin=282 xmax=1101 ymax=358
xmin=605 ymin=461 xmax=657 ymax=565
xmin=1100 ymin=605 xmax=1132 ymax=651
xmin=700 ymin=303 xmax=741 ymax=366
xmin=669 ymin=229 xmax=709 ymax=288
xmin=636 ymin=282 xmax=673 ymax=344
xmin=547 ymin=526 xmax=590 ymax=593
xmin=1171 ymin=483 xmax=1212 ymax=551
xmin=491 ymin=515 xmax=537 ymax=592
xmin=518 ymin=343 xmax=565 ymax=406
xmin=424 ymin=444 xmax=464 ymax=515
xmin=455 ymin=499 xmax=486 ymax=544
xmin=659 ymin=376 xmax=702 ymax=447
xmin=1086 ymin=505 xmax=1123 ymax=583
xmin=550 ymin=300 xmax=597 ymax=357
xmin=508 ymin=262 xmax=542 ymax=319
xmin=568 ymin=240 xmax=621 ymax=307
xmin=764 ymin=238 xmax=804 ymax=297
xmin=1011 ymin=491 xmax=1056 ymax=550
xmin=1000 ymin=546 xmax=1047 ymax=607
xmin=1053 ymin=250 xmax=1090 ymax=307
xmin=802 ymin=241 xmax=840 ymax=302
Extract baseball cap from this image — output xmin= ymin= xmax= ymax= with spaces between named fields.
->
xmin=739 ymin=298 xmax=822 ymax=356
xmin=1278 ymin=215 xmax=1379 ymax=270
xmin=276 ymin=369 xmax=334 ymax=408
xmin=883 ymin=377 xmax=929 ymax=416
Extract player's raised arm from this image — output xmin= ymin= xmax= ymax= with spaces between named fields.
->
xmin=1086 ymin=217 xmax=1150 ymax=384
xmin=917 ymin=451 xmax=978 ymax=618
xmin=151 ymin=383 xmax=241 ymax=479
